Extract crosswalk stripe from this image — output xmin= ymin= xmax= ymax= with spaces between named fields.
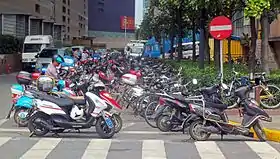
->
xmin=0 ymin=137 xmax=11 ymax=147
xmin=142 ymin=140 xmax=166 ymax=159
xmin=20 ymin=138 xmax=61 ymax=159
xmin=195 ymin=141 xmax=225 ymax=159
xmin=245 ymin=141 xmax=280 ymax=159
xmin=81 ymin=139 xmax=111 ymax=159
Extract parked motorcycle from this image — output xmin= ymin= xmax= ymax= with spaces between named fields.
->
xmin=187 ymin=85 xmax=272 ymax=141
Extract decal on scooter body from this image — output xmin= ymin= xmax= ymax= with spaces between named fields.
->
xmin=100 ymin=90 xmax=122 ymax=110
xmin=85 ymin=92 xmax=107 ymax=117
xmin=35 ymin=99 xmax=66 ymax=115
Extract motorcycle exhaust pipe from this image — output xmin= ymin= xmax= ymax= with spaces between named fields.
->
xmin=201 ymin=126 xmax=220 ymax=133
xmin=33 ymin=118 xmax=53 ymax=130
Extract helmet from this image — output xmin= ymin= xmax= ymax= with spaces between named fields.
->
xmin=52 ymin=54 xmax=64 ymax=64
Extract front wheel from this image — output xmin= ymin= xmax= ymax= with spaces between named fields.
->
xmin=260 ymin=85 xmax=280 ymax=109
xmin=253 ymin=120 xmax=266 ymax=142
xmin=14 ymin=108 xmax=29 ymax=127
xmin=112 ymin=114 xmax=123 ymax=133
xmin=189 ymin=120 xmax=211 ymax=141
xmin=156 ymin=115 xmax=172 ymax=132
xmin=95 ymin=117 xmax=115 ymax=139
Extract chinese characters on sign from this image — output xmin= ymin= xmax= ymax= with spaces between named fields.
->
xmin=120 ymin=16 xmax=135 ymax=30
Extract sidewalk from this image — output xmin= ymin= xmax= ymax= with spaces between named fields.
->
xmin=228 ymin=115 xmax=280 ymax=130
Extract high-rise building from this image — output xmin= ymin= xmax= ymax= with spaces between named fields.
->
xmin=88 ymin=0 xmax=135 ymax=48
xmin=0 ymin=0 xmax=88 ymax=44
xmin=143 ymin=0 xmax=150 ymax=16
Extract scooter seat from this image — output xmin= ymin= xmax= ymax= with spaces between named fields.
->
xmin=71 ymin=98 xmax=86 ymax=105
xmin=205 ymin=101 xmax=228 ymax=110
xmin=200 ymin=86 xmax=217 ymax=95
xmin=42 ymin=95 xmax=74 ymax=107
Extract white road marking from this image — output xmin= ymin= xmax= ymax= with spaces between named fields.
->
xmin=0 ymin=128 xmax=179 ymax=135
xmin=81 ymin=139 xmax=111 ymax=159
xmin=21 ymin=138 xmax=61 ymax=159
xmin=142 ymin=140 xmax=166 ymax=159
xmin=121 ymin=122 xmax=135 ymax=130
xmin=210 ymin=25 xmax=232 ymax=31
xmin=0 ymin=115 xmax=13 ymax=127
xmin=0 ymin=137 xmax=11 ymax=146
xmin=195 ymin=141 xmax=225 ymax=159
xmin=245 ymin=141 xmax=280 ymax=159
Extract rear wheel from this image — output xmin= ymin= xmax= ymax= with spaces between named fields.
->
xmin=95 ymin=117 xmax=115 ymax=139
xmin=253 ymin=120 xmax=266 ymax=142
xmin=28 ymin=112 xmax=50 ymax=137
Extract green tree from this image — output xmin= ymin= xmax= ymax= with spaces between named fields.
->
xmin=244 ymin=0 xmax=270 ymax=74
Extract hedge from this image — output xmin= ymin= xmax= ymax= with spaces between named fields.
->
xmin=165 ymin=60 xmax=280 ymax=87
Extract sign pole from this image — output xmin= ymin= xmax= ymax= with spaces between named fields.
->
xmin=124 ymin=16 xmax=127 ymax=43
xmin=209 ymin=16 xmax=233 ymax=84
xmin=220 ymin=40 xmax=223 ymax=83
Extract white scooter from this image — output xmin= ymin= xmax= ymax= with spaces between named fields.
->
xmin=27 ymin=80 xmax=116 ymax=139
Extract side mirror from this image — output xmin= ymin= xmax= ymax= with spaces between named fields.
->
xmin=192 ymin=79 xmax=198 ymax=85
xmin=35 ymin=54 xmax=38 ymax=58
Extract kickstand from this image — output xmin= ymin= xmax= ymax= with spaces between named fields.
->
xmin=220 ymin=133 xmax=224 ymax=141
xmin=52 ymin=133 xmax=60 ymax=137
xmin=29 ymin=132 xmax=34 ymax=137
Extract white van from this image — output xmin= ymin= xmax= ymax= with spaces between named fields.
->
xmin=22 ymin=35 xmax=54 ymax=70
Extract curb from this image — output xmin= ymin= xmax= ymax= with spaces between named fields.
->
xmin=229 ymin=120 xmax=280 ymax=142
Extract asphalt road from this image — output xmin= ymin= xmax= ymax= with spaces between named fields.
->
xmin=0 ymin=74 xmax=279 ymax=158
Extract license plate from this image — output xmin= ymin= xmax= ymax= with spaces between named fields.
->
xmin=105 ymin=117 xmax=113 ymax=129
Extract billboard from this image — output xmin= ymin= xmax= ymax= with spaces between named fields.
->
xmin=120 ymin=16 xmax=135 ymax=30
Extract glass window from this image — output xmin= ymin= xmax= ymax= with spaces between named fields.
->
xmin=23 ymin=44 xmax=42 ymax=53
xmin=39 ymin=49 xmax=58 ymax=58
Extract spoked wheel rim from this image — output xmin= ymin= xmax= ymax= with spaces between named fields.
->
xmin=29 ymin=117 xmax=49 ymax=136
xmin=100 ymin=119 xmax=114 ymax=135
xmin=190 ymin=121 xmax=211 ymax=140
xmin=14 ymin=109 xmax=28 ymax=126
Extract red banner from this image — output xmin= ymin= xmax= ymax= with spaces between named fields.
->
xmin=120 ymin=16 xmax=135 ymax=30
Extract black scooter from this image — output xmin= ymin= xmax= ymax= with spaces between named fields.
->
xmin=187 ymin=85 xmax=271 ymax=141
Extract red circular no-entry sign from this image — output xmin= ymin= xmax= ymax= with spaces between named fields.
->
xmin=209 ymin=16 xmax=233 ymax=40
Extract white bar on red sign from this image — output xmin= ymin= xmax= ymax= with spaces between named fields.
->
xmin=210 ymin=25 xmax=232 ymax=31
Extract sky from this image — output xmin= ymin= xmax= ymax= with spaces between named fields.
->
xmin=135 ymin=0 xmax=143 ymax=27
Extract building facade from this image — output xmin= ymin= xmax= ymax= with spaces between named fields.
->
xmin=0 ymin=0 xmax=88 ymax=45
xmin=143 ymin=0 xmax=150 ymax=16
xmin=88 ymin=0 xmax=135 ymax=48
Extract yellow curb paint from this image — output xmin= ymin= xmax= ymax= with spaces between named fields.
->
xmin=229 ymin=120 xmax=280 ymax=142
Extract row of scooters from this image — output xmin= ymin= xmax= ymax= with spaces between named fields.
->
xmin=6 ymin=60 xmax=131 ymax=139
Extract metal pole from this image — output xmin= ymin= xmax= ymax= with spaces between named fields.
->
xmin=220 ymin=40 xmax=223 ymax=83
xmin=124 ymin=16 xmax=127 ymax=43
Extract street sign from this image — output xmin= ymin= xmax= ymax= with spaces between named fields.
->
xmin=209 ymin=16 xmax=232 ymax=40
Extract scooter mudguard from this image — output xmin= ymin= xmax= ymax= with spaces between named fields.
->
xmin=11 ymin=84 xmax=24 ymax=95
xmin=15 ymin=96 xmax=33 ymax=109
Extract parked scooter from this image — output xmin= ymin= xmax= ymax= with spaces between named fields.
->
xmin=187 ymin=85 xmax=272 ymax=141
xmin=27 ymin=76 xmax=116 ymax=139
